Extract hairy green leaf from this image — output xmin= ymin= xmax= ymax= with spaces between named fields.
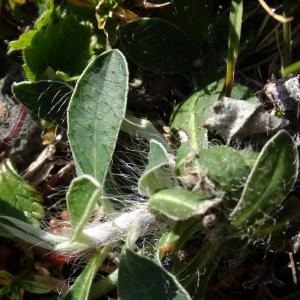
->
xmin=0 ymin=160 xmax=44 ymax=224
xmin=175 ymin=142 xmax=194 ymax=177
xmin=12 ymin=80 xmax=73 ymax=127
xmin=0 ymin=216 xmax=64 ymax=250
xmin=89 ymin=269 xmax=118 ymax=300
xmin=118 ymin=248 xmax=191 ymax=300
xmin=171 ymin=80 xmax=224 ymax=151
xmin=198 ymin=146 xmax=249 ymax=193
xmin=230 ymin=130 xmax=298 ymax=228
xmin=67 ymin=175 xmax=101 ymax=241
xmin=138 ymin=140 xmax=176 ymax=196
xmin=67 ymin=49 xmax=128 ymax=184
xmin=63 ymin=247 xmax=110 ymax=300
xmin=149 ymin=188 xmax=220 ymax=221
xmin=120 ymin=18 xmax=194 ymax=74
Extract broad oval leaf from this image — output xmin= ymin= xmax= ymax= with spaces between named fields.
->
xmin=8 ymin=0 xmax=55 ymax=54
xmin=120 ymin=18 xmax=194 ymax=74
xmin=12 ymin=80 xmax=73 ymax=127
xmin=67 ymin=175 xmax=101 ymax=241
xmin=171 ymin=80 xmax=224 ymax=151
xmin=230 ymin=130 xmax=298 ymax=229
xmin=0 ymin=160 xmax=44 ymax=224
xmin=171 ymin=81 xmax=257 ymax=151
xmin=198 ymin=146 xmax=249 ymax=193
xmin=118 ymin=248 xmax=191 ymax=300
xmin=13 ymin=14 xmax=93 ymax=81
xmin=160 ymin=0 xmax=213 ymax=45
xmin=67 ymin=49 xmax=128 ymax=184
xmin=138 ymin=140 xmax=176 ymax=196
xmin=149 ymin=188 xmax=221 ymax=221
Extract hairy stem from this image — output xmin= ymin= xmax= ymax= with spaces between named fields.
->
xmin=0 ymin=105 xmax=27 ymax=151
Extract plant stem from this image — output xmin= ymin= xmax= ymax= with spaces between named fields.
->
xmin=282 ymin=59 xmax=300 ymax=77
xmin=158 ymin=219 xmax=202 ymax=261
xmin=82 ymin=208 xmax=155 ymax=247
xmin=258 ymin=0 xmax=293 ymax=23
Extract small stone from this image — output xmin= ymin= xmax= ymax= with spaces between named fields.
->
xmin=0 ymin=101 xmax=7 ymax=119
xmin=203 ymin=213 xmax=217 ymax=230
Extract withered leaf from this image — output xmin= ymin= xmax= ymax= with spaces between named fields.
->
xmin=203 ymin=97 xmax=288 ymax=142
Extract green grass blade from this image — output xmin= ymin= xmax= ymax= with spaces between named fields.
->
xmin=225 ymin=0 xmax=243 ymax=96
xmin=282 ymin=59 xmax=300 ymax=77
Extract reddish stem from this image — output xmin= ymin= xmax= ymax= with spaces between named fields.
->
xmin=0 ymin=105 xmax=28 ymax=151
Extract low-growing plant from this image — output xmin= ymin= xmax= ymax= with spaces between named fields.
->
xmin=1 ymin=0 xmax=300 ymax=299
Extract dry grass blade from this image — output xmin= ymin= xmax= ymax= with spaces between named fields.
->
xmin=258 ymin=0 xmax=293 ymax=23
xmin=225 ymin=0 xmax=243 ymax=96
